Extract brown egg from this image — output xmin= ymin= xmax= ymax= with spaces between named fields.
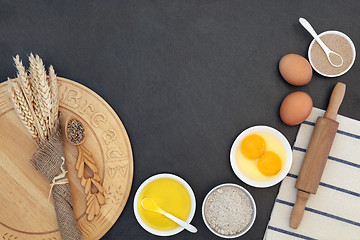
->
xmin=279 ymin=54 xmax=312 ymax=86
xmin=280 ymin=92 xmax=313 ymax=126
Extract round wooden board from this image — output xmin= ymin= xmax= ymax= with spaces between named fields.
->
xmin=0 ymin=77 xmax=133 ymax=240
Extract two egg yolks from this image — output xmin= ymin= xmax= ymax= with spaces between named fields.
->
xmin=241 ymin=135 xmax=281 ymax=176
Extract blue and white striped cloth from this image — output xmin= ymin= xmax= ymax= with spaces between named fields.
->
xmin=264 ymin=107 xmax=360 ymax=240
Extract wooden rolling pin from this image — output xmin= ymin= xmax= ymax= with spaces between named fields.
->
xmin=289 ymin=82 xmax=346 ymax=229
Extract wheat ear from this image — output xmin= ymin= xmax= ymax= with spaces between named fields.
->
xmin=35 ymin=55 xmax=52 ymax=132
xmin=13 ymin=55 xmax=45 ymax=139
xmin=13 ymin=55 xmax=33 ymax=104
xmin=49 ymin=65 xmax=59 ymax=132
xmin=8 ymin=79 xmax=38 ymax=140
xmin=29 ymin=53 xmax=48 ymax=140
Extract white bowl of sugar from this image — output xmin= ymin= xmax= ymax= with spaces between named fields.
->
xmin=308 ymin=30 xmax=356 ymax=77
xmin=202 ymin=183 xmax=256 ymax=238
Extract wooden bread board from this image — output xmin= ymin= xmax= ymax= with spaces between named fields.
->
xmin=0 ymin=77 xmax=133 ymax=240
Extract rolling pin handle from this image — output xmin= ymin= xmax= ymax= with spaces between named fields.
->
xmin=324 ymin=82 xmax=346 ymax=120
xmin=289 ymin=190 xmax=310 ymax=229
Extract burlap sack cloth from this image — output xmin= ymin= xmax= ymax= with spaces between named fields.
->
xmin=31 ymin=129 xmax=83 ymax=240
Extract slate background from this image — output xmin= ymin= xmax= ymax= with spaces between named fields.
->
xmin=1 ymin=1 xmax=359 ymax=239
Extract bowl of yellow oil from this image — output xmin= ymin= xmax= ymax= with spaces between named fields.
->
xmin=133 ymin=173 xmax=196 ymax=236
xmin=230 ymin=126 xmax=292 ymax=188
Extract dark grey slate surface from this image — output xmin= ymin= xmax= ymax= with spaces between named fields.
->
xmin=1 ymin=1 xmax=359 ymax=239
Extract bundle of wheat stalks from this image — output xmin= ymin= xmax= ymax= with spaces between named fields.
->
xmin=8 ymin=54 xmax=59 ymax=141
xmin=7 ymin=54 xmax=83 ymax=240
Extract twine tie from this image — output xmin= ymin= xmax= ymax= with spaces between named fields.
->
xmin=48 ymin=156 xmax=69 ymax=201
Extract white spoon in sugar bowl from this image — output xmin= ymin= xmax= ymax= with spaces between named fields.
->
xmin=299 ymin=18 xmax=343 ymax=67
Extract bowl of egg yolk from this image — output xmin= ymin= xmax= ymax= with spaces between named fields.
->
xmin=133 ymin=173 xmax=196 ymax=236
xmin=230 ymin=126 xmax=292 ymax=188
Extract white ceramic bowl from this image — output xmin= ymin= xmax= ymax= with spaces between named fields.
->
xmin=308 ymin=30 xmax=356 ymax=77
xmin=133 ymin=173 xmax=196 ymax=236
xmin=230 ymin=125 xmax=292 ymax=188
xmin=202 ymin=183 xmax=256 ymax=238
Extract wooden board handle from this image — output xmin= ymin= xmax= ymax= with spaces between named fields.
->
xmin=289 ymin=190 xmax=310 ymax=229
xmin=324 ymin=82 xmax=346 ymax=120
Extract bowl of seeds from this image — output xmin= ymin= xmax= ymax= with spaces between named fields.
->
xmin=202 ymin=183 xmax=256 ymax=238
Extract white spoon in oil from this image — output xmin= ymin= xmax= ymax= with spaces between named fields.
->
xmin=141 ymin=198 xmax=197 ymax=233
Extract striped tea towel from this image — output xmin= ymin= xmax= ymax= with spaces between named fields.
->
xmin=264 ymin=107 xmax=360 ymax=240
